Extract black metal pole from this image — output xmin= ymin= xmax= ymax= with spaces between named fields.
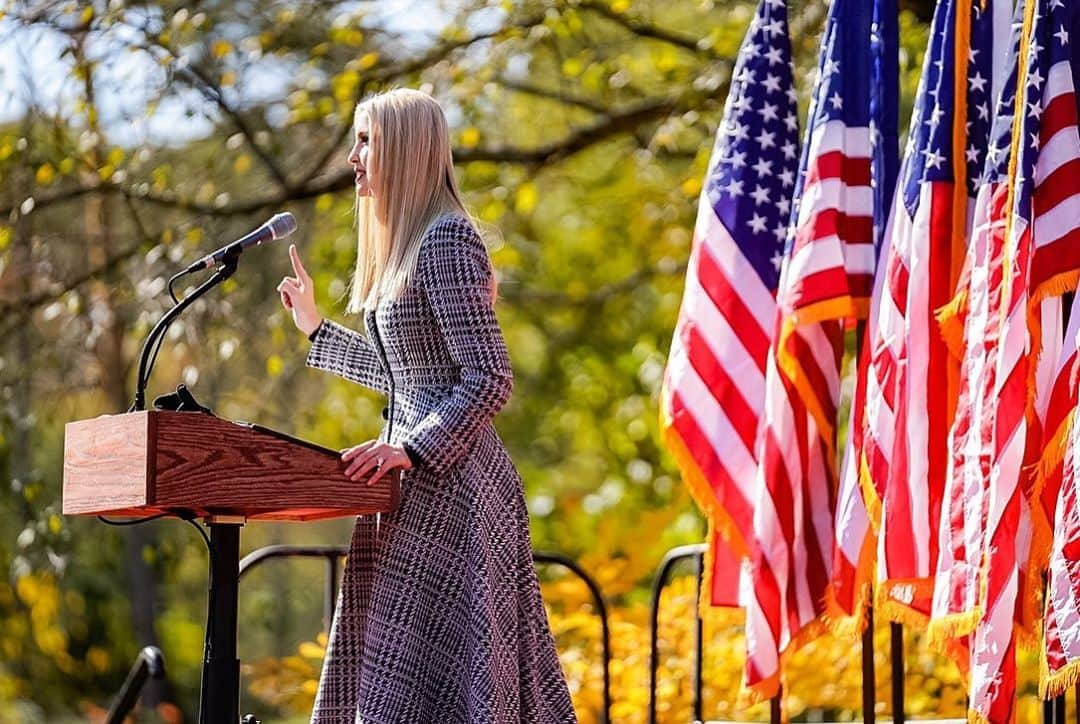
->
xmin=1045 ymin=692 xmax=1065 ymax=724
xmin=770 ymin=690 xmax=782 ymax=724
xmin=200 ymin=521 xmax=242 ymax=724
xmin=693 ymin=552 xmax=705 ymax=722
xmin=890 ymin=622 xmax=905 ymax=724
xmin=324 ymin=554 xmax=338 ymax=632
xmin=533 ymin=552 xmax=612 ymax=724
xmin=1043 ymin=695 xmax=1059 ymax=724
xmin=861 ymin=604 xmax=876 ymax=724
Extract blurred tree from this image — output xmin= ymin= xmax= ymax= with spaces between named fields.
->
xmin=0 ymin=0 xmax=935 ymax=719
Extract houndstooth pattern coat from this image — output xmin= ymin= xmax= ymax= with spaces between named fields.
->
xmin=304 ymin=213 xmax=577 ymax=723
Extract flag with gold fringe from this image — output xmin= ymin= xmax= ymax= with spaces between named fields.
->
xmin=825 ymin=0 xmax=900 ymax=636
xmin=932 ymin=0 xmax=1079 ymax=718
xmin=658 ymin=0 xmax=800 ymax=614
xmin=741 ymin=0 xmax=878 ymax=701
xmin=872 ymin=0 xmax=1010 ymax=631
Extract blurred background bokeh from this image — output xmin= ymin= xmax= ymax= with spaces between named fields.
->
xmin=4 ymin=0 xmax=1049 ymax=721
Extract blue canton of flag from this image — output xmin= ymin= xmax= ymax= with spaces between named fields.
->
xmin=982 ymin=5 xmax=1024 ymax=187
xmin=1011 ymin=0 xmax=1080 ymax=296
xmin=870 ymin=0 xmax=901 ymax=250
xmin=902 ymin=0 xmax=998 ymax=212
xmin=708 ymin=0 xmax=800 ymax=293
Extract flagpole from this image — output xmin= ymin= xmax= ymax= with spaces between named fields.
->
xmin=890 ymin=622 xmax=905 ymax=724
xmin=853 ymin=320 xmax=878 ymax=724
xmin=861 ymin=603 xmax=876 ymax=724
xmin=693 ymin=552 xmax=704 ymax=721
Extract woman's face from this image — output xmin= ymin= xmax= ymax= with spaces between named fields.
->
xmin=347 ymin=112 xmax=374 ymax=197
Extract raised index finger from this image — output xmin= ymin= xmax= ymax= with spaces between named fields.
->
xmin=289 ymin=244 xmax=311 ymax=282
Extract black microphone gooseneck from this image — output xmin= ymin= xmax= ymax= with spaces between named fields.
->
xmin=132 ymin=257 xmax=238 ymax=412
xmin=131 ymin=212 xmax=298 ymax=411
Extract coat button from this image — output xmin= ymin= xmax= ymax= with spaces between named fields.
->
xmin=381 ymin=406 xmax=389 ymax=420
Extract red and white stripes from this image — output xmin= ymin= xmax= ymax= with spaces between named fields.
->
xmin=660 ymin=191 xmax=779 ymax=609
xmin=743 ymin=318 xmax=844 ymax=698
xmin=784 ymin=122 xmax=876 ymax=322
xmin=743 ymin=91 xmax=874 ymax=705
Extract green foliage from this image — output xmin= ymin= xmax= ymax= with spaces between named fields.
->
xmin=0 ymin=0 xmax=942 ymax=719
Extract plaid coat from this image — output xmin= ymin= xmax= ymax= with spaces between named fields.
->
xmin=305 ymin=214 xmax=576 ymax=723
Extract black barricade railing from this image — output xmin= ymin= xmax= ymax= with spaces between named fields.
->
xmin=239 ymin=545 xmax=346 ymax=633
xmin=648 ymin=543 xmax=707 ymax=724
xmin=106 ymin=645 xmax=166 ymax=724
xmin=646 ymin=544 xmax=911 ymax=724
xmin=643 ymin=546 xmax=1080 ymax=724
xmin=236 ymin=541 xmax=1074 ymax=723
xmin=237 ymin=545 xmax=612 ymax=723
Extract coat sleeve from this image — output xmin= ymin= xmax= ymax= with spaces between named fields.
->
xmin=305 ymin=318 xmax=389 ymax=394
xmin=399 ymin=220 xmax=513 ymax=476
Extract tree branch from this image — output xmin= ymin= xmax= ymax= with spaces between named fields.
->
xmin=4 ymin=90 xmax=693 ymax=220
xmin=126 ymin=26 xmax=293 ymax=192
xmin=0 ymin=240 xmax=145 ymax=332
xmin=576 ymin=0 xmax=721 ymax=59
xmin=495 ymin=77 xmax=612 ymax=114
xmin=296 ymin=11 xmax=551 ymax=185
xmin=499 ymin=259 xmax=688 ymax=307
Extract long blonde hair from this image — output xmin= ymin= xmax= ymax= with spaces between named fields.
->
xmin=346 ymin=88 xmax=474 ymax=314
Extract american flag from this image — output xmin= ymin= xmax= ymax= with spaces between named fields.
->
xmin=931 ymin=0 xmax=1080 ymax=717
xmin=871 ymin=0 xmax=1007 ymax=629
xmin=825 ymin=0 xmax=899 ymax=634
xmin=929 ymin=3 xmax=1025 ymax=651
xmin=1040 ymin=292 xmax=1078 ymax=700
xmin=1039 ymin=291 xmax=1080 ymax=554
xmin=988 ymin=0 xmax=1077 ymax=657
xmin=658 ymin=0 xmax=800 ymax=611
xmin=1026 ymin=2 xmax=1080 ymax=302
xmin=742 ymin=0 xmax=876 ymax=700
xmin=1021 ymin=0 xmax=1080 ymax=582
xmin=1044 ymin=408 xmax=1080 ymax=699
xmin=1029 ymin=0 xmax=1080 ymax=700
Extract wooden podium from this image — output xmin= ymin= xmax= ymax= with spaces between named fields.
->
xmin=63 ymin=410 xmax=401 ymax=723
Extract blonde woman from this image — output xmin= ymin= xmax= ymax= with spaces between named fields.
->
xmin=277 ymin=88 xmax=577 ymax=723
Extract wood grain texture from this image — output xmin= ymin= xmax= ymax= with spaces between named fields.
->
xmin=63 ymin=411 xmax=400 ymax=520
xmin=63 ymin=413 xmax=151 ymax=514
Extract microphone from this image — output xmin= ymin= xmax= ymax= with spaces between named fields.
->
xmin=182 ymin=212 xmax=298 ymax=273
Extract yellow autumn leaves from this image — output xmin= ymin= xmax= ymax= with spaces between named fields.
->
xmin=242 ymin=571 xmax=1062 ymax=722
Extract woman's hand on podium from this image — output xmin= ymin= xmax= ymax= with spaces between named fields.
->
xmin=341 ymin=441 xmax=413 ymax=485
xmin=277 ymin=244 xmax=323 ymax=337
